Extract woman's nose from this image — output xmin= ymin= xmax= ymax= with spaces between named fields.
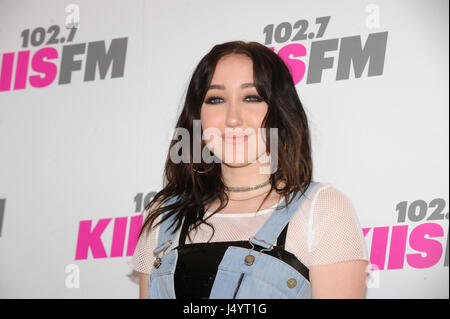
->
xmin=225 ymin=98 xmax=243 ymax=127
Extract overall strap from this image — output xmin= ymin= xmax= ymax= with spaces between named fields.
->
xmin=276 ymin=224 xmax=288 ymax=249
xmin=152 ymin=196 xmax=181 ymax=255
xmin=179 ymin=214 xmax=190 ymax=245
xmin=250 ymin=181 xmax=319 ymax=249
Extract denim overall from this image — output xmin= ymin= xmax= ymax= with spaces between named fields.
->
xmin=148 ymin=181 xmax=318 ymax=299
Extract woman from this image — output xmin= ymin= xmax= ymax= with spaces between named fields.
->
xmin=128 ymin=41 xmax=370 ymax=299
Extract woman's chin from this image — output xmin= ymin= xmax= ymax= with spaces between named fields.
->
xmin=220 ymin=154 xmax=259 ymax=167
xmin=214 ymin=150 xmax=269 ymax=167
xmin=222 ymin=161 xmax=252 ymax=168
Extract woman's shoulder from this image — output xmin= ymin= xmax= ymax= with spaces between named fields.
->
xmin=291 ymin=181 xmax=356 ymax=221
xmin=302 ymin=181 xmax=362 ymax=236
xmin=311 ymin=182 xmax=355 ymax=212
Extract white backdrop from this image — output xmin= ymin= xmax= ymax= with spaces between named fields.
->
xmin=0 ymin=0 xmax=448 ymax=298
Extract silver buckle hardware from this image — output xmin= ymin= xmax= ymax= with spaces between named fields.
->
xmin=244 ymin=237 xmax=274 ymax=266
xmin=153 ymin=240 xmax=173 ymax=269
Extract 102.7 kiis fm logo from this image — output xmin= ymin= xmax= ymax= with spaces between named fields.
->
xmin=0 ymin=4 xmax=128 ymax=92
xmin=263 ymin=5 xmax=388 ymax=85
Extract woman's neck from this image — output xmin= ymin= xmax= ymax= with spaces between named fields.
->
xmin=220 ymin=161 xmax=270 ymax=189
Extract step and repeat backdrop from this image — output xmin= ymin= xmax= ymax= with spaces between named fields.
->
xmin=0 ymin=0 xmax=448 ymax=298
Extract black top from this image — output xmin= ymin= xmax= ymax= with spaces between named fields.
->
xmin=173 ymin=217 xmax=310 ymax=299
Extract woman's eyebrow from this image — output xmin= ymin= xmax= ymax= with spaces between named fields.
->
xmin=208 ymin=83 xmax=255 ymax=90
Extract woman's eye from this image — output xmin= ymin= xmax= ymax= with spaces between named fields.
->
xmin=204 ymin=95 xmax=263 ymax=104
xmin=205 ymin=96 xmax=223 ymax=104
xmin=245 ymin=95 xmax=263 ymax=102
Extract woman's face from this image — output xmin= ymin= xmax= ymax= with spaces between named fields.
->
xmin=200 ymin=54 xmax=269 ymax=167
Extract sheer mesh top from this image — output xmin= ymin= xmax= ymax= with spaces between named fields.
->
xmin=126 ymin=182 xmax=370 ymax=274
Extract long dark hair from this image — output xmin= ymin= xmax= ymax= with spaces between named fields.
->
xmin=137 ymin=40 xmax=313 ymax=243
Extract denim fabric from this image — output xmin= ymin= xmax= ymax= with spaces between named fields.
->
xmin=208 ymin=246 xmax=311 ymax=299
xmin=148 ymin=249 xmax=178 ymax=298
xmin=148 ymin=181 xmax=319 ymax=299
xmin=147 ymin=196 xmax=180 ymax=299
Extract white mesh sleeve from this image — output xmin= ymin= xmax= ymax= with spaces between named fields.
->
xmin=126 ymin=210 xmax=161 ymax=275
xmin=307 ymin=185 xmax=370 ymax=267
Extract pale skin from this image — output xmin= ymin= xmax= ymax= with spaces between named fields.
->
xmin=139 ymin=53 xmax=368 ymax=298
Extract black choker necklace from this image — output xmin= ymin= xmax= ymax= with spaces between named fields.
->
xmin=224 ymin=179 xmax=271 ymax=192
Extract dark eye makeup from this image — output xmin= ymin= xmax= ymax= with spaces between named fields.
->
xmin=204 ymin=95 xmax=264 ymax=104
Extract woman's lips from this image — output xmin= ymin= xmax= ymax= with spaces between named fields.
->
xmin=222 ymin=132 xmax=250 ymax=144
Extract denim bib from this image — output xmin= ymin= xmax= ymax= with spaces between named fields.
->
xmin=148 ymin=181 xmax=318 ymax=299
